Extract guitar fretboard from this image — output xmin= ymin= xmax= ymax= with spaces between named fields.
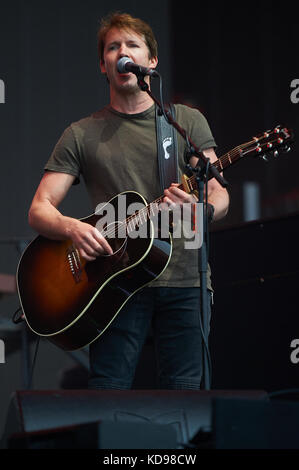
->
xmin=114 ymin=141 xmax=257 ymax=237
xmin=103 ymin=126 xmax=292 ymax=239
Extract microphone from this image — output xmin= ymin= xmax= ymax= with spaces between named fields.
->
xmin=117 ymin=57 xmax=159 ymax=78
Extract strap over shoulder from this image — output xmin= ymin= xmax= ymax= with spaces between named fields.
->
xmin=155 ymin=104 xmax=179 ymax=192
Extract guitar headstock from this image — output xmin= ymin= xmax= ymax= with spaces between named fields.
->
xmin=243 ymin=125 xmax=294 ymax=162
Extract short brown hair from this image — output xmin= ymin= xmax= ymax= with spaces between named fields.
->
xmin=97 ymin=12 xmax=158 ymax=63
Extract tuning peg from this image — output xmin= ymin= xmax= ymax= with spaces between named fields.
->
xmin=262 ymin=154 xmax=269 ymax=162
xmin=283 ymin=146 xmax=291 ymax=153
xmin=273 ymin=150 xmax=279 ymax=158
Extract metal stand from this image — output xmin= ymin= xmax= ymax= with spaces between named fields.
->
xmin=15 ymin=239 xmax=32 ymax=389
xmin=137 ymin=74 xmax=228 ymax=389
xmin=0 ymin=237 xmax=32 ymax=388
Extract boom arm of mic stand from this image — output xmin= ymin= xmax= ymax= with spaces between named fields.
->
xmin=136 ymin=75 xmax=229 ymax=189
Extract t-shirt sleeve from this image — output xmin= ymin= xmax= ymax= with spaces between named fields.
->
xmin=175 ymin=104 xmax=217 ymax=152
xmin=44 ymin=125 xmax=81 ymax=185
xmin=189 ymin=107 xmax=217 ymax=151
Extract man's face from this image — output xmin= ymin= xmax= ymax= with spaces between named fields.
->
xmin=100 ymin=27 xmax=158 ymax=93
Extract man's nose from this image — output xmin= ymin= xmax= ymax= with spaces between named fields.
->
xmin=118 ymin=44 xmax=129 ymax=58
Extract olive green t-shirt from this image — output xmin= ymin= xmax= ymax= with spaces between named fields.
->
xmin=45 ymin=103 xmax=216 ymax=288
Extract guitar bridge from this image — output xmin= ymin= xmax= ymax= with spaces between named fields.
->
xmin=67 ymin=246 xmax=83 ymax=283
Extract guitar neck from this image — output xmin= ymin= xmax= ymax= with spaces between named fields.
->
xmin=177 ymin=142 xmax=250 ymax=193
xmin=125 ymin=124 xmax=293 ymax=234
xmin=126 ymin=143 xmax=249 ymax=234
xmin=210 ymin=145 xmax=245 ymax=177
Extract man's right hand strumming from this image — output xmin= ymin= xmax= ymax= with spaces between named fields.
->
xmin=66 ymin=219 xmax=113 ymax=261
xmin=28 ymin=171 xmax=113 ymax=261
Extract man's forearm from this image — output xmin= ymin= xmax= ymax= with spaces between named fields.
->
xmin=28 ymin=201 xmax=78 ymax=240
xmin=208 ymin=189 xmax=230 ymax=222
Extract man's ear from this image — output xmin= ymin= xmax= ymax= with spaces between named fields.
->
xmin=100 ymin=60 xmax=109 ymax=83
xmin=150 ymin=56 xmax=158 ymax=70
xmin=100 ymin=59 xmax=106 ymax=74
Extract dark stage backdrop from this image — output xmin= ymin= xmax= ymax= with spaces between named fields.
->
xmin=171 ymin=0 xmax=299 ymax=227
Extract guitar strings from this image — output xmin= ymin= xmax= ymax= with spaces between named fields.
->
xmin=100 ymin=133 xmax=281 ymax=240
xmin=100 ymin=136 xmax=274 ymax=239
xmin=101 ymin=140 xmax=257 ymax=239
xmin=100 ymin=145 xmax=246 ymax=239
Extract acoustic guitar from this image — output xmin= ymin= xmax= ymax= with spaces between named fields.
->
xmin=16 ymin=125 xmax=293 ymax=351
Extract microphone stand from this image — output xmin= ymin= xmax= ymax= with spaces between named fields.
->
xmin=0 ymin=237 xmax=32 ymax=388
xmin=136 ymin=74 xmax=228 ymax=390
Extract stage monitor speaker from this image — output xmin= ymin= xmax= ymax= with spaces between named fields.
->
xmin=7 ymin=421 xmax=177 ymax=449
xmin=1 ymin=389 xmax=267 ymax=449
xmin=212 ymin=397 xmax=299 ymax=449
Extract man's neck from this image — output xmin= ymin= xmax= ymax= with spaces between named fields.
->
xmin=109 ymin=88 xmax=154 ymax=115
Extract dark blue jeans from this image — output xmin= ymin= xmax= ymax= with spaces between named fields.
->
xmin=88 ymin=287 xmax=211 ymax=390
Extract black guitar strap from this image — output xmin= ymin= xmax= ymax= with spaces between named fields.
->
xmin=155 ymin=104 xmax=179 ymax=191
